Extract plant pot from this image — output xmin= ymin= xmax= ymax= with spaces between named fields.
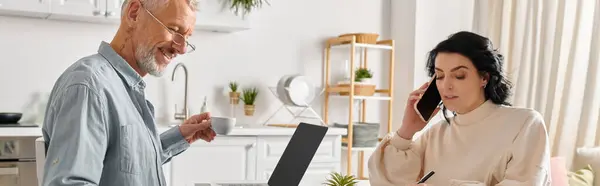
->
xmin=359 ymin=78 xmax=372 ymax=84
xmin=336 ymin=83 xmax=376 ymax=96
xmin=229 ymin=92 xmax=240 ymax=104
xmin=244 ymin=105 xmax=255 ymax=116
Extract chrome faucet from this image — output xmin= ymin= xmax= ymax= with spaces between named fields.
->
xmin=172 ymin=63 xmax=189 ymax=121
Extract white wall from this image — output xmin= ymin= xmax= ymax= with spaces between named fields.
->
xmin=414 ymin=0 xmax=474 ymax=86
xmin=391 ymin=0 xmax=475 ymax=133
xmin=0 ymin=0 xmax=477 ymax=179
xmin=0 ymin=0 xmax=390 ymax=127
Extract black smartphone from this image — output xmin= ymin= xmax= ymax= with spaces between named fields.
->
xmin=414 ymin=78 xmax=442 ymax=122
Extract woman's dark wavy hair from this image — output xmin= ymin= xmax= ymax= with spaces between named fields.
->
xmin=425 ymin=31 xmax=513 ymax=124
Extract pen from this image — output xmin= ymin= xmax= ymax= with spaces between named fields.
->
xmin=417 ymin=171 xmax=435 ymax=184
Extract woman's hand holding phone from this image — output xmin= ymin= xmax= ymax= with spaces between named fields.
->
xmin=397 ymin=82 xmax=441 ymax=140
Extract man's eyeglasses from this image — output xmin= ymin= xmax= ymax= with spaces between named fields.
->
xmin=141 ymin=4 xmax=195 ymax=53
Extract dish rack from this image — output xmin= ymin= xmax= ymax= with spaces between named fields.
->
xmin=323 ymin=34 xmax=395 ymax=180
xmin=262 ymin=75 xmax=326 ymax=126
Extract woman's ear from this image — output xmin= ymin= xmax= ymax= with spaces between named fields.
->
xmin=481 ymin=72 xmax=490 ymax=87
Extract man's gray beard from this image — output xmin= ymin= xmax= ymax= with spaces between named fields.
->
xmin=135 ymin=45 xmax=164 ymax=77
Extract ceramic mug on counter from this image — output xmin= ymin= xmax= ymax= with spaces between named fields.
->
xmin=211 ymin=116 xmax=236 ymax=135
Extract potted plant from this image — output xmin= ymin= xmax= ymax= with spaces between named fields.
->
xmin=355 ymin=68 xmax=373 ymax=84
xmin=229 ymin=81 xmax=240 ymax=104
xmin=323 ymin=172 xmax=358 ymax=186
xmin=336 ymin=68 xmax=376 ymax=96
xmin=226 ymin=0 xmax=270 ymax=17
xmin=240 ymin=87 xmax=259 ymax=116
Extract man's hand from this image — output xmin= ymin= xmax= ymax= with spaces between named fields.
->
xmin=178 ymin=112 xmax=216 ymax=143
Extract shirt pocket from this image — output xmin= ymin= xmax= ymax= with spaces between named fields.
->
xmin=119 ymin=124 xmax=142 ymax=174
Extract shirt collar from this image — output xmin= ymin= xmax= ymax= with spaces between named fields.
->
xmin=453 ymin=99 xmax=500 ymax=125
xmin=97 ymin=41 xmax=146 ymax=89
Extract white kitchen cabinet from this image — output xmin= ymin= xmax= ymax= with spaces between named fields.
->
xmin=259 ymin=162 xmax=340 ymax=186
xmin=48 ymin=0 xmax=107 ymax=22
xmin=0 ymin=0 xmax=251 ymax=33
xmin=163 ymin=162 xmax=172 ymax=186
xmin=47 ymin=0 xmax=120 ymax=23
xmin=105 ymin=0 xmax=124 ymax=21
xmin=255 ymin=136 xmax=341 ymax=186
xmin=170 ymin=137 xmax=257 ymax=186
xmin=10 ymin=126 xmax=346 ymax=186
xmin=167 ymin=134 xmax=342 ymax=186
xmin=0 ymin=0 xmax=51 ymax=18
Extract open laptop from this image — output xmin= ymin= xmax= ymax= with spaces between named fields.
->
xmin=196 ymin=122 xmax=329 ymax=186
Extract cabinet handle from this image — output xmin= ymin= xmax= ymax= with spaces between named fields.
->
xmin=246 ymin=143 xmax=256 ymax=150
xmin=106 ymin=11 xmax=117 ymax=17
xmin=93 ymin=10 xmax=106 ymax=16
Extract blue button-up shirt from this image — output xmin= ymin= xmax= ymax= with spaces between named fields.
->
xmin=41 ymin=42 xmax=190 ymax=186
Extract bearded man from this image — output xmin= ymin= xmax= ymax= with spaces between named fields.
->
xmin=41 ymin=0 xmax=215 ymax=185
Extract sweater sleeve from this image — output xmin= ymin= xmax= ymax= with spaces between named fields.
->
xmin=367 ymin=129 xmax=429 ymax=186
xmin=496 ymin=111 xmax=552 ymax=186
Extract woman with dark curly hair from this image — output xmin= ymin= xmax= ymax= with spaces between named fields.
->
xmin=368 ymin=31 xmax=551 ymax=186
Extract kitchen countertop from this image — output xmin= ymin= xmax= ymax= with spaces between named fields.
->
xmin=0 ymin=125 xmax=347 ymax=137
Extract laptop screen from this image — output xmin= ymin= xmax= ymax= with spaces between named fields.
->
xmin=267 ymin=123 xmax=329 ymax=186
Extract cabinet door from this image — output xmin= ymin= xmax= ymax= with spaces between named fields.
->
xmin=170 ymin=137 xmax=257 ymax=186
xmin=163 ymin=162 xmax=171 ymax=186
xmin=49 ymin=0 xmax=105 ymax=19
xmin=255 ymin=136 xmax=342 ymax=185
xmin=105 ymin=0 xmax=123 ymax=21
xmin=0 ymin=0 xmax=51 ymax=18
xmin=256 ymin=136 xmax=341 ymax=164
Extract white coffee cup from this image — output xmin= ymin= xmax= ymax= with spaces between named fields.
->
xmin=211 ymin=116 xmax=236 ymax=135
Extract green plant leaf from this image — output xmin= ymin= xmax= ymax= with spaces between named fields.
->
xmin=355 ymin=68 xmax=373 ymax=82
xmin=227 ymin=0 xmax=270 ymax=17
xmin=323 ymin=172 xmax=358 ymax=186
xmin=229 ymin=81 xmax=238 ymax=92
xmin=239 ymin=87 xmax=259 ymax=105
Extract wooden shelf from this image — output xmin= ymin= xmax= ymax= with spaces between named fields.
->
xmin=327 ymin=87 xmax=391 ymax=100
xmin=330 ymin=95 xmax=391 ymax=101
xmin=340 ymin=138 xmax=381 ymax=151
xmin=323 ymin=35 xmax=395 ymax=178
xmin=331 ymin=42 xmax=393 ymax=50
xmin=341 ymin=146 xmax=378 ymax=151
xmin=327 ymin=87 xmax=391 ymax=94
xmin=327 ymin=36 xmax=394 ymax=50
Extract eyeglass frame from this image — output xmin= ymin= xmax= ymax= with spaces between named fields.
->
xmin=139 ymin=2 xmax=196 ymax=53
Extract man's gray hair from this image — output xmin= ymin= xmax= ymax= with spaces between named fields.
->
xmin=121 ymin=0 xmax=198 ymax=14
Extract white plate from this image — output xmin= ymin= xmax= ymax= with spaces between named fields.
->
xmin=276 ymin=75 xmax=294 ymax=105
xmin=287 ymin=75 xmax=315 ymax=106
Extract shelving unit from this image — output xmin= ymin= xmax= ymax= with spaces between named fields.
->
xmin=323 ymin=35 xmax=395 ymax=180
